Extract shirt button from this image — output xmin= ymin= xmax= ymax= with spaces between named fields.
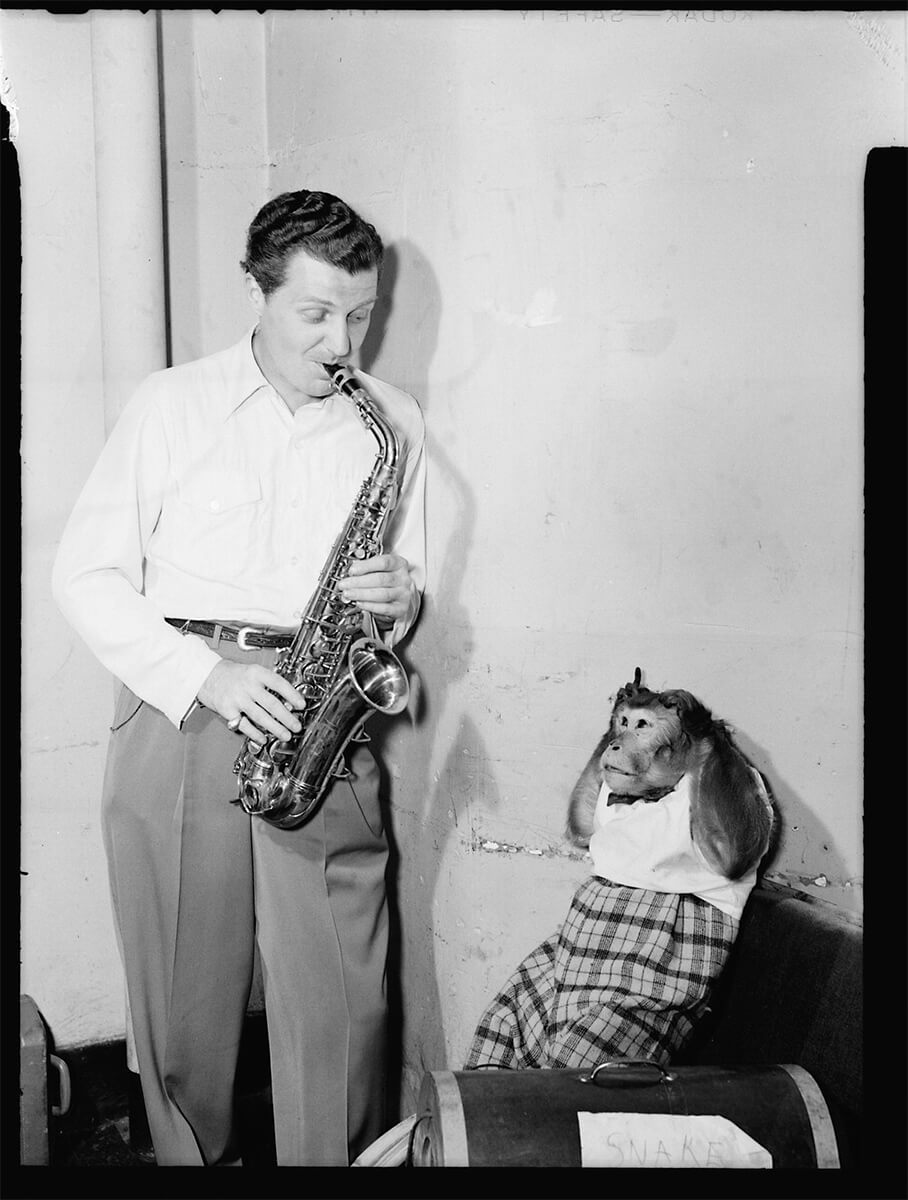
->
xmin=290 ymin=495 xmax=299 ymax=508
xmin=290 ymin=556 xmax=299 ymax=567
xmin=209 ymin=499 xmax=220 ymax=512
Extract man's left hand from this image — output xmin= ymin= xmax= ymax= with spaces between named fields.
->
xmin=339 ymin=553 xmax=412 ymax=627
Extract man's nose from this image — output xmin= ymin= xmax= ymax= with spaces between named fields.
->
xmin=323 ymin=317 xmax=352 ymax=359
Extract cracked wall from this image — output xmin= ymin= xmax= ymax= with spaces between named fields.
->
xmin=13 ymin=9 xmax=900 ymax=1062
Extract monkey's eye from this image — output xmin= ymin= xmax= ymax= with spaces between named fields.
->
xmin=635 ymin=719 xmax=650 ymax=730
xmin=620 ymin=716 xmax=628 ymax=728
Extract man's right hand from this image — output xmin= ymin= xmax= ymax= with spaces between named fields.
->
xmin=197 ymin=659 xmax=305 ymax=745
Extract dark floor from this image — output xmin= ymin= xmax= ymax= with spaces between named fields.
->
xmin=51 ymin=1083 xmax=277 ymax=1168
xmin=48 ymin=1016 xmax=277 ymax=1167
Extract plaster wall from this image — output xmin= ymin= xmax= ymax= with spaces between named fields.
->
xmin=12 ymin=12 xmax=125 ymax=1046
xmin=256 ymin=9 xmax=897 ymax=1101
xmin=10 ymin=10 xmax=902 ymax=1073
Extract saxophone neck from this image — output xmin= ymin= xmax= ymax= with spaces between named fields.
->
xmin=366 ymin=413 xmax=400 ymax=477
xmin=326 ymin=362 xmax=401 ymax=473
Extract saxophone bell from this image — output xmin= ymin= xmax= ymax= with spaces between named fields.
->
xmin=236 ymin=636 xmax=409 ymax=829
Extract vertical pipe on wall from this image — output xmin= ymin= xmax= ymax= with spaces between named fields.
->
xmin=89 ymin=10 xmax=168 ymax=1074
xmin=90 ymin=10 xmax=167 ymax=435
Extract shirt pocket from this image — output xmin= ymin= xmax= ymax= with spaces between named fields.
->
xmin=174 ymin=469 xmax=264 ymax=578
xmin=178 ymin=469 xmax=263 ymax=514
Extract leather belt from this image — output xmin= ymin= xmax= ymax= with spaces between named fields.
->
xmin=165 ymin=617 xmax=296 ymax=650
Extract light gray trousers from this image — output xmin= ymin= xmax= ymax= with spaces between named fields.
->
xmin=100 ymin=638 xmax=389 ymax=1166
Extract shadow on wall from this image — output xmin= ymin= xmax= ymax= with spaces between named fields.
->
xmin=362 ymin=239 xmax=498 ymax=1116
xmin=734 ymin=731 xmax=853 ymax=895
xmin=358 ymin=242 xmax=396 ymax=378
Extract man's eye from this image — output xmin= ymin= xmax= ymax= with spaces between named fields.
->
xmin=300 ymin=310 xmax=327 ymax=324
xmin=349 ymin=310 xmax=372 ymax=324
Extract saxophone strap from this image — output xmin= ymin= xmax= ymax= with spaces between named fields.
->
xmin=165 ymin=617 xmax=296 ymax=650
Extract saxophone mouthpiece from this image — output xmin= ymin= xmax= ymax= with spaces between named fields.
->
xmin=325 ymin=362 xmax=369 ymax=406
xmin=325 ymin=362 xmax=353 ymax=391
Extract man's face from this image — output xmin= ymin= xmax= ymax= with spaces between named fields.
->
xmin=247 ymin=249 xmax=379 ymax=407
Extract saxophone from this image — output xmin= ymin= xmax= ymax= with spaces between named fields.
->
xmin=233 ymin=362 xmax=410 ymax=829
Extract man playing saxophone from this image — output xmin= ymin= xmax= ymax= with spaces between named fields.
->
xmin=52 ymin=190 xmax=427 ymax=1167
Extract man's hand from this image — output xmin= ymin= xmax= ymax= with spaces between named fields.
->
xmin=339 ymin=553 xmax=413 ymax=628
xmin=197 ymin=659 xmax=305 ymax=745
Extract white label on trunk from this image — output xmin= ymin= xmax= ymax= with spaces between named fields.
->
xmin=577 ymin=1112 xmax=773 ymax=1168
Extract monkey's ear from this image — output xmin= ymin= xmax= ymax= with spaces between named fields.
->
xmin=566 ymin=733 xmax=610 ymax=848
xmin=690 ymin=735 xmax=773 ymax=880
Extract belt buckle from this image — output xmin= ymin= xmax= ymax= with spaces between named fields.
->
xmin=235 ymin=626 xmax=261 ymax=651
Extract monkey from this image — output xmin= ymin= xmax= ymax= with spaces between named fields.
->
xmin=566 ymin=667 xmax=773 ymax=880
xmin=464 ymin=668 xmax=775 ymax=1073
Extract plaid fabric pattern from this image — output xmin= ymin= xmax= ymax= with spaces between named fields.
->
xmin=464 ymin=876 xmax=738 ymax=1070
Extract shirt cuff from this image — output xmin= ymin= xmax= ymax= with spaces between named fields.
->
xmin=165 ymin=637 xmax=225 ymax=730
xmin=382 ymin=578 xmax=422 ymax=649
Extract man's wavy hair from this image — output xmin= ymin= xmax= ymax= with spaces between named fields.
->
xmin=240 ymin=189 xmax=384 ymax=295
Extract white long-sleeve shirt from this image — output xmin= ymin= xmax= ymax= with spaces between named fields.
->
xmin=588 ymin=770 xmax=769 ymax=919
xmin=52 ymin=328 xmax=427 ymax=730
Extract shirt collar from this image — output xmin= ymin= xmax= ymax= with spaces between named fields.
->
xmin=219 ymin=326 xmax=272 ymax=420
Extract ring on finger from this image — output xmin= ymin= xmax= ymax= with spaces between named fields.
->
xmin=227 ymin=716 xmax=242 ymax=732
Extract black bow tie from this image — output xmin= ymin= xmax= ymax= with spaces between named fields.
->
xmin=606 ymin=788 xmax=674 ymax=807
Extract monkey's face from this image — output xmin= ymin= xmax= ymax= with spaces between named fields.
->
xmin=599 ymin=700 xmax=691 ymax=796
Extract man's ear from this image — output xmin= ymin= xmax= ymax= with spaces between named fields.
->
xmin=245 ymin=272 xmax=265 ymax=316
